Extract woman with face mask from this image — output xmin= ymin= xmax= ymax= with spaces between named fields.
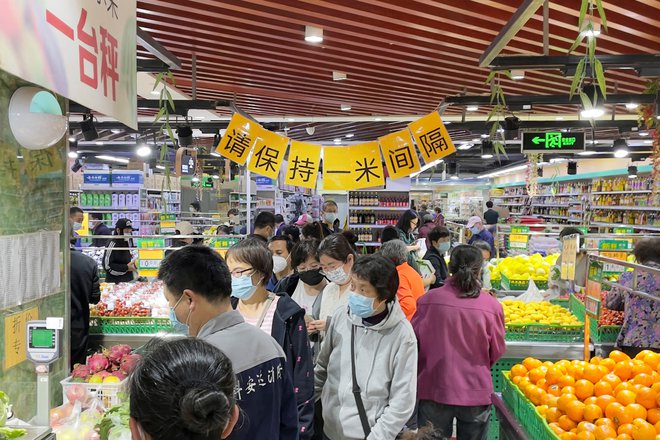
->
xmin=472 ymin=239 xmax=493 ymax=291
xmin=103 ymin=218 xmax=138 ymax=284
xmin=395 ymin=209 xmax=422 ymax=274
xmin=226 ymin=238 xmax=315 ymax=440
xmin=314 ymin=254 xmax=418 ymax=440
xmin=128 ymin=338 xmax=239 ymax=440
xmin=313 ymin=234 xmax=357 ymax=334
xmin=424 ymin=226 xmax=450 ymax=289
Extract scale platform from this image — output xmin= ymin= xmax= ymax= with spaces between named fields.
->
xmin=4 ymin=426 xmax=53 ymax=440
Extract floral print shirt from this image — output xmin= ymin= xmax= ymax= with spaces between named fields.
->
xmin=604 ymin=261 xmax=660 ymax=349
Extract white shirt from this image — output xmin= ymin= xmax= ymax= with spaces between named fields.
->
xmin=319 ymin=282 xmax=349 ymax=321
xmin=292 ymin=280 xmax=319 ymax=317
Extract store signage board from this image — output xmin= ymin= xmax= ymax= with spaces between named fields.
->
xmin=614 ymin=227 xmax=634 ymax=235
xmin=4 ymin=307 xmax=39 ymax=370
xmin=560 ymin=234 xmax=579 ymax=281
xmin=137 ymin=239 xmax=165 ymax=277
xmin=255 ymin=176 xmax=275 ymax=190
xmin=0 ymin=2 xmax=137 ymax=128
xmin=598 ymin=239 xmax=630 ymax=275
xmin=111 ymin=172 xmax=143 ymax=187
xmin=521 ymin=132 xmax=585 ymax=154
xmin=160 ymin=214 xmax=177 ymax=235
xmin=509 ymin=234 xmax=529 ymax=249
xmin=588 ymin=260 xmax=603 ymax=283
xmin=83 ymin=173 xmax=111 ymax=185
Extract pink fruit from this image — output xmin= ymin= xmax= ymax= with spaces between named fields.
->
xmin=96 ymin=371 xmax=112 ymax=379
xmin=120 ymin=353 xmax=141 ymax=374
xmin=71 ymin=364 xmax=92 ymax=381
xmin=86 ymin=353 xmax=109 ymax=373
xmin=111 ymin=370 xmax=126 ymax=381
xmin=66 ymin=384 xmax=87 ymax=403
xmin=107 ymin=344 xmax=132 ymax=364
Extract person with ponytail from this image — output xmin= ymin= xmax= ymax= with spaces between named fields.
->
xmin=411 ymin=245 xmax=506 ymax=440
xmin=128 ymin=338 xmax=239 ymax=440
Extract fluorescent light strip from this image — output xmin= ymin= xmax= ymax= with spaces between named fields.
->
xmin=479 ymin=164 xmax=527 ymax=179
xmin=96 ymin=155 xmax=129 ymax=164
xmin=410 ymin=159 xmax=444 ymax=178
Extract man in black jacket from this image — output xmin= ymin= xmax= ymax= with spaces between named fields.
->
xmin=423 ymin=226 xmax=451 ymax=289
xmin=104 ymin=218 xmax=137 ymax=283
xmin=70 ymin=248 xmax=101 ymax=367
xmin=90 ymin=213 xmax=113 ymax=248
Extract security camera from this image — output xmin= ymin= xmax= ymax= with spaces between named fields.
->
xmin=306 ymin=126 xmax=315 ymax=135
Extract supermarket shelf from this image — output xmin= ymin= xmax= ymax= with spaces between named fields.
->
xmin=533 ymin=192 xmax=586 ymax=197
xmin=531 ymin=204 xmax=570 ymax=208
xmin=568 ymin=219 xmax=582 ymax=222
xmin=349 ymin=206 xmax=407 ymax=211
xmin=82 ymin=208 xmax=140 ymax=212
xmin=501 ymin=203 xmax=526 ymax=207
xmin=356 ymin=242 xmax=381 ymax=247
xmin=509 ymin=212 xmax=524 ymax=216
xmin=349 ymin=224 xmax=390 ymax=228
xmin=591 ymin=190 xmax=652 ymax=195
xmin=592 ymin=222 xmax=660 ymax=231
xmin=504 ymin=341 xmax=591 ymax=359
xmin=538 ymin=214 xmax=570 ymax=220
xmin=591 ymin=205 xmax=659 ymax=211
xmin=567 ymin=209 xmax=583 ymax=214
xmin=492 ymin=194 xmax=527 ymax=199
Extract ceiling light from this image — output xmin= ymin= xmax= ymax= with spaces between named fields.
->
xmin=333 ymin=138 xmax=342 ymax=144
xmin=644 ymin=140 xmax=652 ymax=144
xmin=111 ymin=128 xmax=122 ymax=134
xmin=581 ymin=108 xmax=605 ymax=118
xmin=345 ymin=133 xmax=354 ymax=138
xmin=410 ymin=159 xmax=443 ymax=177
xmin=68 ymin=136 xmax=76 ymax=142
xmin=625 ymin=103 xmax=639 ymax=110
xmin=584 ymin=28 xmax=601 ymax=38
xmin=555 ymin=116 xmax=564 ymax=121
xmin=613 ymin=138 xmax=629 ymax=158
xmin=155 ymin=165 xmax=166 ymax=170
xmin=136 ymin=144 xmax=152 ymax=157
xmin=458 ymin=143 xmax=473 ymax=150
xmin=374 ymin=117 xmax=382 ymax=121
xmin=191 ymin=176 xmax=200 ymax=183
xmin=471 ymin=138 xmax=480 ymax=142
xmin=511 ymin=70 xmax=525 ymax=80
xmin=444 ymin=121 xmax=452 ymax=125
xmin=212 ymin=175 xmax=220 ymax=180
xmin=466 ymin=105 xmax=479 ymax=112
xmin=578 ymin=151 xmax=597 ymax=156
xmin=68 ymin=151 xmax=79 ymax=159
xmin=449 ymin=175 xmax=460 ymax=180
xmin=211 ymin=152 xmax=221 ymax=157
xmin=479 ymin=164 xmax=527 ymax=179
xmin=340 ymin=104 xmax=352 ymax=111
xmin=481 ymin=139 xmax=494 ymax=159
xmin=332 ymin=71 xmax=347 ymax=81
xmin=628 ymin=165 xmax=638 ymax=178
xmin=80 ymin=115 xmax=98 ymax=141
xmin=150 ymin=90 xmax=160 ymax=96
xmin=550 ymin=158 xmax=566 ymax=163
xmin=480 ymin=134 xmax=489 ymax=138
xmin=481 ymin=153 xmax=494 ymax=159
xmin=96 ymin=155 xmax=129 ymax=164
xmin=95 ymin=141 xmax=104 ymax=146
xmin=304 ymin=25 xmax=323 ymax=43
xmin=288 ymin=118 xmax=296 ymax=122
xmin=561 ymin=128 xmax=569 ymax=133
xmin=581 ymin=21 xmax=601 ymax=38
xmin=639 ymin=132 xmax=649 ymax=137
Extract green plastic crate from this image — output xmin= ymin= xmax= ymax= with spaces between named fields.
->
xmin=549 ymin=298 xmax=569 ymax=309
xmin=570 ymin=294 xmax=621 ymax=343
xmin=491 ymin=278 xmax=502 ymax=290
xmin=502 ymin=372 xmax=560 ymax=440
xmin=501 ymin=273 xmax=548 ymax=291
xmin=89 ymin=316 xmax=172 ymax=334
xmin=505 ymin=323 xmax=584 ymax=342
xmin=569 ymin=294 xmax=585 ymax=321
xmin=491 ymin=359 xmax=520 ymax=392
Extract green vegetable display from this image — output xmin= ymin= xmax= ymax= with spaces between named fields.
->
xmin=96 ymin=399 xmax=130 ymax=440
xmin=0 ymin=391 xmax=26 ymax=438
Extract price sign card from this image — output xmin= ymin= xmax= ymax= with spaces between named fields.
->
xmin=560 ymin=234 xmax=579 ymax=281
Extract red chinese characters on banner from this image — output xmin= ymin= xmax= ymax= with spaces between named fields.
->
xmin=46 ymin=8 xmax=119 ymax=101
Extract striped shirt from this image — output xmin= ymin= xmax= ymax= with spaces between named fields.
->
xmin=243 ymin=295 xmax=280 ymax=335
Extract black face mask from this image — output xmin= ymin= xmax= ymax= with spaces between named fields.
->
xmin=298 ymin=268 xmax=325 ymax=286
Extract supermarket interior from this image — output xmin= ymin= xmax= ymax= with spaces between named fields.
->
xmin=0 ymin=1 xmax=659 ymax=440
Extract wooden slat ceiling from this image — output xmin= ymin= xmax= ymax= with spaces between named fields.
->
xmin=136 ymin=0 xmax=660 ymax=122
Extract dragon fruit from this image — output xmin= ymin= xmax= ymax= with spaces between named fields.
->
xmin=107 ymin=344 xmax=133 ymax=365
xmin=120 ymin=353 xmax=141 ymax=374
xmin=71 ymin=364 xmax=92 ymax=381
xmin=111 ymin=370 xmax=127 ymax=381
xmin=86 ymin=353 xmax=110 ymax=373
xmin=96 ymin=371 xmax=112 ymax=379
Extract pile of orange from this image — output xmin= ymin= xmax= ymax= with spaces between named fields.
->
xmin=509 ymin=350 xmax=660 ymax=440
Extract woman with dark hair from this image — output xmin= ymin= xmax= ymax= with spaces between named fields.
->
xmin=103 ymin=218 xmax=137 ymax=284
xmin=128 ymin=338 xmax=239 ymax=440
xmin=471 ymin=239 xmax=493 ymax=290
xmin=412 ymin=245 xmax=506 ymax=440
xmin=424 ymin=226 xmax=450 ymax=289
xmin=288 ymin=239 xmax=326 ymax=328
xmin=381 ymin=225 xmax=400 ymax=244
xmin=341 ymin=230 xmax=359 ymax=251
xmin=226 ymin=239 xmax=315 ymax=439
xmin=313 ymin=234 xmax=357 ymax=334
xmin=395 ymin=209 xmax=421 ymax=273
xmin=283 ymin=224 xmax=301 ymax=243
xmin=315 ymin=254 xmax=417 ymax=440
xmin=302 ymin=221 xmax=324 ymax=240
xmin=605 ymin=237 xmax=660 ymax=356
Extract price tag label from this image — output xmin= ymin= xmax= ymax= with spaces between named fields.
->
xmin=614 ymin=227 xmax=634 ymax=234
xmin=509 ymin=234 xmax=529 ymax=249
xmin=598 ymin=239 xmax=630 ymax=275
xmin=585 ymin=292 xmax=601 ymax=319
xmin=560 ymin=234 xmax=579 ymax=281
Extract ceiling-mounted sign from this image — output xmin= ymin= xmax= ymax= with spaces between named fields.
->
xmin=323 ymin=142 xmax=384 ymax=190
xmin=408 ymin=112 xmax=457 ymax=164
xmin=521 ymin=132 xmax=585 ymax=154
xmin=0 ymin=1 xmax=137 ymax=129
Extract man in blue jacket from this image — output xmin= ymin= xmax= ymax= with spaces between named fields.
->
xmin=466 ymin=216 xmax=496 ymax=257
xmin=158 ymin=246 xmax=299 ymax=440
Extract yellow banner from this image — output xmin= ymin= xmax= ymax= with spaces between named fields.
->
xmin=247 ymin=128 xmax=289 ymax=179
xmin=4 ymin=307 xmax=39 ymax=370
xmin=378 ymin=130 xmax=421 ymax=179
xmin=215 ymin=113 xmax=258 ymax=165
xmin=285 ymin=141 xmax=321 ymax=189
xmin=408 ymin=112 xmax=456 ymax=164
xmin=324 ymin=142 xmax=384 ymax=190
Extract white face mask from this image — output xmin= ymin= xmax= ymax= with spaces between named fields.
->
xmin=324 ymin=265 xmax=350 ymax=285
xmin=189 ymin=206 xmax=195 ymax=213
xmin=324 ymin=213 xmax=337 ymax=224
xmin=72 ymin=222 xmax=82 ymax=231
xmin=272 ymin=255 xmax=289 ymax=274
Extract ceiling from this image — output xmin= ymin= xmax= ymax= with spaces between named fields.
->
xmin=74 ymin=0 xmax=660 ymax=176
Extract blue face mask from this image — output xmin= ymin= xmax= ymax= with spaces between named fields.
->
xmin=470 ymin=226 xmax=480 ymax=235
xmin=348 ymin=292 xmax=376 ymax=318
xmin=558 ymin=241 xmax=563 ymax=251
xmin=169 ymin=295 xmax=189 ymax=334
xmin=231 ymin=275 xmax=257 ymax=300
xmin=436 ymin=241 xmax=451 ymax=254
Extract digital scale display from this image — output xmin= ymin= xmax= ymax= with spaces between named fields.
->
xmin=30 ymin=328 xmax=55 ymax=349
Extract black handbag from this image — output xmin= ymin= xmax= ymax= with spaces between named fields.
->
xmin=351 ymin=325 xmax=371 ymax=439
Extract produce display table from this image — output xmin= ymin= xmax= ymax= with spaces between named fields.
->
xmin=89 ymin=331 xmax=182 ymax=350
xmin=492 ymin=393 xmax=530 ymax=440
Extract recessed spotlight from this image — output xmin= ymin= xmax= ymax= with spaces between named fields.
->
xmin=345 ymin=134 xmax=354 ymax=138
xmin=628 ymin=165 xmax=638 ymax=178
xmin=95 ymin=141 xmax=104 ymax=146
xmin=578 ymin=151 xmax=597 ymax=156
xmin=614 ymin=149 xmax=629 ymax=158
xmin=511 ymin=70 xmax=525 ymax=80
xmin=584 ymin=29 xmax=601 ymax=38
xmin=581 ymin=108 xmax=605 ymax=118
xmin=466 ymin=105 xmax=479 ymax=112
xmin=374 ymin=117 xmax=382 ymax=121
xmin=639 ymin=132 xmax=649 ymax=137
xmin=212 ymin=175 xmax=220 ymax=180
xmin=68 ymin=136 xmax=76 ymax=142
xmin=340 ymin=104 xmax=351 ymax=111
xmin=191 ymin=176 xmax=200 ymax=183
xmin=136 ymin=145 xmax=152 ymax=157
xmin=625 ymin=103 xmax=639 ymax=110
xmin=481 ymin=153 xmax=494 ymax=159
xmin=155 ymin=165 xmax=166 ymax=170
xmin=480 ymin=134 xmax=489 ymax=138
xmin=304 ymin=25 xmax=323 ymax=43
xmin=68 ymin=151 xmax=79 ymax=159
xmin=288 ymin=118 xmax=296 ymax=122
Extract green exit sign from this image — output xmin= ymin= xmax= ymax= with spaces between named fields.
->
xmin=521 ymin=132 xmax=585 ymax=154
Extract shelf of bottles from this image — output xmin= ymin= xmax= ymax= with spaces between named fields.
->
xmin=348 ymin=190 xmax=409 ymax=245
xmin=139 ymin=189 xmax=181 ymax=236
xmin=490 ymin=187 xmax=528 ymax=212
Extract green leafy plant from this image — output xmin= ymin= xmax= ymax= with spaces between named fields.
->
xmin=568 ymin=0 xmax=608 ymax=116
xmin=152 ymin=71 xmax=176 ymax=194
xmin=485 ymin=70 xmax=511 ymax=160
